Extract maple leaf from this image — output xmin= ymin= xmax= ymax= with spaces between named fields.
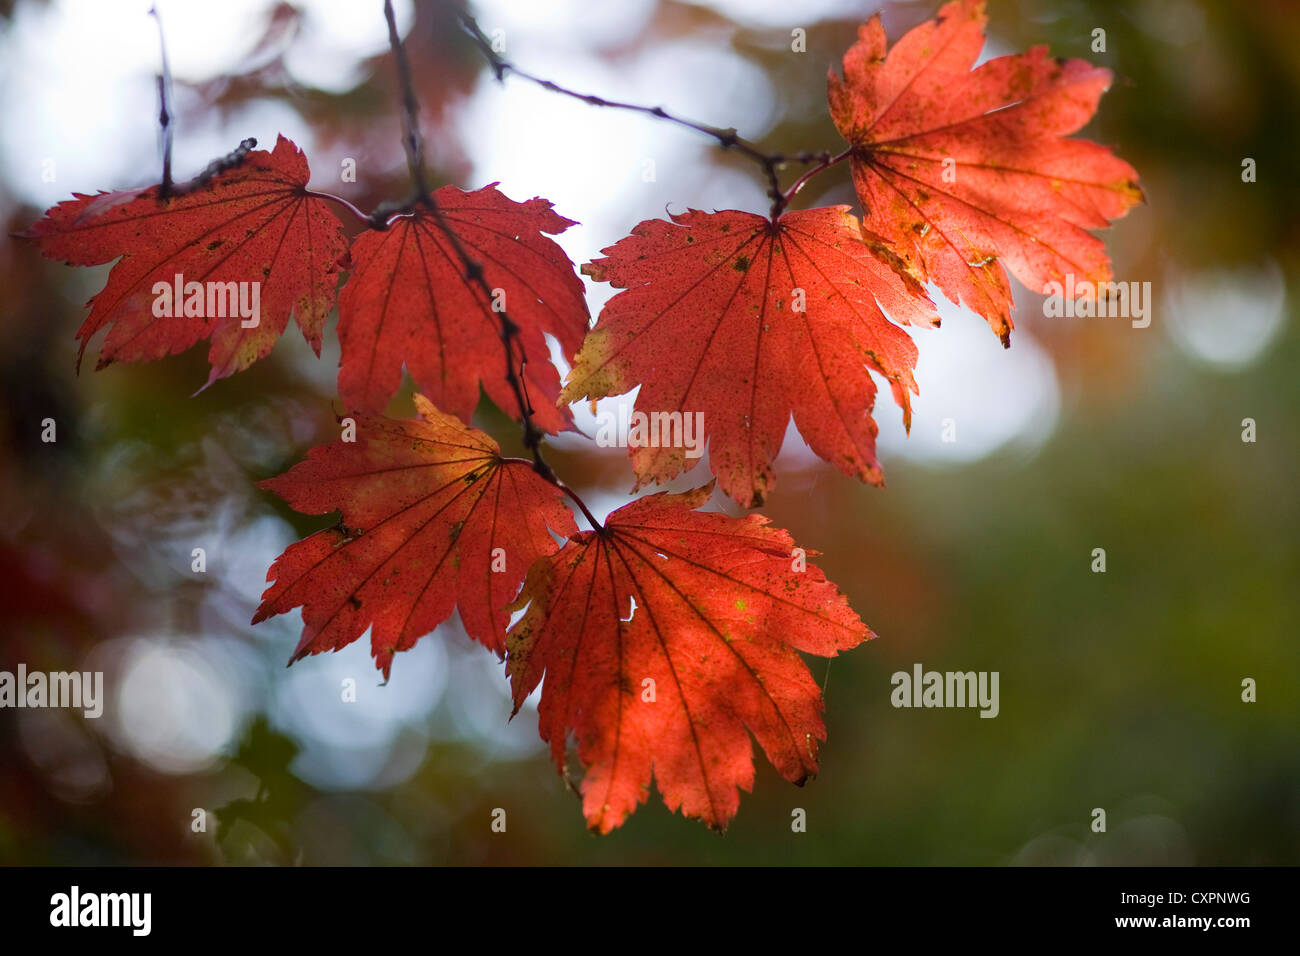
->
xmin=563 ymin=206 xmax=939 ymax=507
xmin=337 ymin=184 xmax=590 ymax=430
xmin=828 ymin=0 xmax=1142 ymax=344
xmin=505 ymin=484 xmax=872 ymax=833
xmin=252 ymin=395 xmax=577 ymax=677
xmin=21 ymin=135 xmax=349 ymax=386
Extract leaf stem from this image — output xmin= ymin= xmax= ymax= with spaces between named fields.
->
xmin=303 ymin=189 xmax=371 ymax=224
xmin=559 ymin=483 xmax=605 ymax=534
xmin=499 ymin=457 xmax=603 ymax=531
xmin=782 ymin=147 xmax=853 ymax=206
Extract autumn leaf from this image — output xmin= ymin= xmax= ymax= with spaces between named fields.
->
xmin=252 ymin=395 xmax=578 ymax=677
xmin=338 ymin=184 xmax=590 ymax=429
xmin=563 ymin=206 xmax=939 ymax=508
xmin=505 ymin=484 xmax=872 ymax=833
xmin=21 ymin=135 xmax=349 ymax=386
xmin=828 ymin=0 xmax=1142 ymax=343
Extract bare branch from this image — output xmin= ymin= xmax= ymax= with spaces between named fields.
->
xmin=381 ymin=0 xmax=601 ymax=529
xmin=456 ymin=10 xmax=840 ymax=218
xmin=382 ymin=0 xmax=430 ymax=200
xmin=148 ymin=4 xmax=174 ymax=197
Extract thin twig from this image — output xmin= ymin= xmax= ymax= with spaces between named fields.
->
xmin=382 ymin=0 xmax=602 ymax=531
xmin=456 ymin=10 xmax=839 ymax=219
xmin=148 ymin=4 xmax=174 ymax=197
xmin=146 ymin=9 xmax=262 ymax=201
xmin=383 ymin=0 xmax=429 ymax=200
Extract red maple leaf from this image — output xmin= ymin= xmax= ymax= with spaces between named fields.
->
xmin=506 ymin=484 xmax=871 ymax=833
xmin=563 ymin=206 xmax=938 ymax=507
xmin=828 ymin=0 xmax=1142 ymax=343
xmin=337 ymin=184 xmax=590 ymax=429
xmin=506 ymin=486 xmax=873 ymax=832
xmin=252 ymin=395 xmax=577 ymax=677
xmin=21 ymin=135 xmax=349 ymax=386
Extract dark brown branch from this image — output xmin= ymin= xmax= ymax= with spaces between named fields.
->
xmin=456 ymin=10 xmax=839 ymax=219
xmin=148 ymin=5 xmax=174 ymax=197
xmin=145 ymin=9 xmax=260 ymax=201
xmin=381 ymin=0 xmax=602 ymax=531
xmin=383 ymin=0 xmax=430 ymax=200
